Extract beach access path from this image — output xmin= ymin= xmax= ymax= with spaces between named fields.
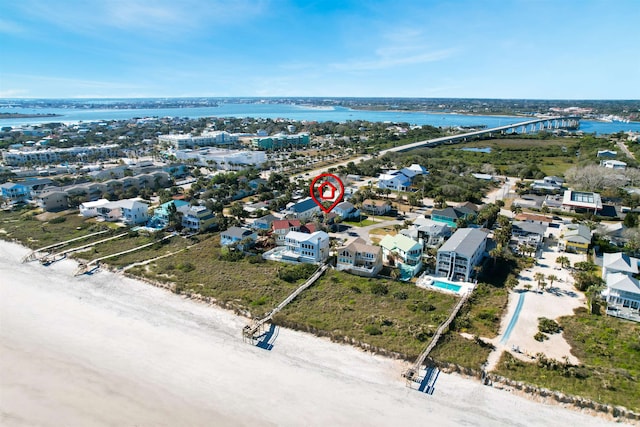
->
xmin=0 ymin=240 xmax=618 ymax=426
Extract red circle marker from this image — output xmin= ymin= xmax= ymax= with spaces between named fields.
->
xmin=309 ymin=173 xmax=345 ymax=214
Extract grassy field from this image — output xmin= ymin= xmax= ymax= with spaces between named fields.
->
xmin=493 ymin=308 xmax=640 ymax=412
xmin=0 ymin=208 xmax=114 ymax=249
xmin=342 ymin=218 xmax=377 ymax=227
xmin=273 ymin=269 xmax=458 ymax=358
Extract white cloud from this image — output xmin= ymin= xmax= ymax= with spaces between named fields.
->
xmin=0 ymin=18 xmax=27 ymax=35
xmin=330 ymin=48 xmax=456 ymax=71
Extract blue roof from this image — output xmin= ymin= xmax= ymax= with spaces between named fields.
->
xmin=289 ymin=198 xmax=318 ymax=213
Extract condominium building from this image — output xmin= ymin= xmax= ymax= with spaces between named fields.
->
xmin=436 ymin=228 xmax=487 ymax=282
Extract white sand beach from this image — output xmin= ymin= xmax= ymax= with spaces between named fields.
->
xmin=0 ymin=240 xmax=619 ymax=426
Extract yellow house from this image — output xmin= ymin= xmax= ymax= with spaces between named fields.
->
xmin=559 ymin=224 xmax=591 ymax=253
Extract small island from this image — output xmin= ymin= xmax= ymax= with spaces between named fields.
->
xmin=0 ymin=112 xmax=62 ymax=119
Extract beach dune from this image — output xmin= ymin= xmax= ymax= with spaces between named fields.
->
xmin=0 ymin=241 xmax=616 ymax=426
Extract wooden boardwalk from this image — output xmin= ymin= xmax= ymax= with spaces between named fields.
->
xmin=404 ymin=292 xmax=469 ymax=382
xmin=243 ymin=263 xmax=328 ymax=341
xmin=21 ymin=230 xmax=110 ymax=263
xmin=40 ymin=232 xmax=129 ymax=265
xmin=74 ymin=233 xmax=177 ymax=275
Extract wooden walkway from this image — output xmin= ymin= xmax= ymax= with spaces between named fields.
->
xmin=74 ymin=233 xmax=177 ymax=275
xmin=40 ymin=232 xmax=129 ymax=265
xmin=243 ymin=263 xmax=328 ymax=341
xmin=21 ymin=230 xmax=110 ymax=263
xmin=404 ymin=292 xmax=469 ymax=382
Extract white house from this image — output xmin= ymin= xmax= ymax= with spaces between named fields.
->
xmin=378 ymin=171 xmax=412 ymax=192
xmin=333 ymin=201 xmax=360 ymax=220
xmin=96 ymin=199 xmax=149 ymax=225
xmin=79 ymin=199 xmax=110 ymax=217
xmin=602 ymin=273 xmax=640 ymax=320
xmin=282 ymin=231 xmax=330 ymax=264
xmin=602 ymin=252 xmax=639 ymax=279
xmin=436 ymin=228 xmax=487 ymax=282
xmin=601 ymin=159 xmax=627 ymax=170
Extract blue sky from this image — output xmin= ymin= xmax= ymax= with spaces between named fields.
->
xmin=1 ymin=0 xmax=638 ymax=99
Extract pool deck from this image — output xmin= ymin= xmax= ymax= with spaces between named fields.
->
xmin=416 ymin=274 xmax=475 ymax=295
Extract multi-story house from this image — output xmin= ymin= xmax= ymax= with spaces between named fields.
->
xmin=559 ymin=224 xmax=591 ymax=253
xmin=181 ymin=205 xmax=216 ymax=232
xmin=282 ymin=231 xmax=330 ymax=264
xmin=602 ymin=252 xmax=640 ymax=321
xmin=272 ymin=219 xmax=301 ymax=245
xmin=512 ymin=221 xmax=547 ymax=249
xmin=362 ymin=199 xmax=391 ymax=216
xmin=377 ymin=171 xmax=412 ymax=192
xmin=0 ymin=182 xmax=30 ymax=205
xmin=380 ymin=233 xmax=423 ymax=279
xmin=436 ymin=228 xmax=487 ymax=282
xmin=147 ymin=200 xmax=190 ymax=228
xmin=36 ymin=191 xmax=69 ymax=212
xmin=96 ymin=199 xmax=149 ymax=225
xmin=336 ymin=237 xmax=382 ymax=277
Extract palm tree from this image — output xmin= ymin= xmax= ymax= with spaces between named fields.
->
xmin=534 ymin=272 xmax=545 ymax=292
xmin=556 ymin=255 xmax=570 ymax=269
xmin=586 ymin=279 xmax=606 ymax=314
xmin=546 ymin=274 xmax=558 ymax=289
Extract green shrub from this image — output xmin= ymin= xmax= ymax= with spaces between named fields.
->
xmin=364 ymin=325 xmax=382 ymax=335
xmin=534 ymin=332 xmax=548 ymax=342
xmin=49 ymin=216 xmax=67 ymax=224
xmin=369 ymin=282 xmax=388 ymax=295
xmin=177 ymin=262 xmax=195 ymax=272
xmin=393 ymin=290 xmax=408 ymax=300
xmin=538 ymin=317 xmax=561 ymax=334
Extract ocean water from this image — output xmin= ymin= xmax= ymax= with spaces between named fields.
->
xmin=1 ymin=103 xmax=638 ymax=135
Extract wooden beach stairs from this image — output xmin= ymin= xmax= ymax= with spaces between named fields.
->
xmin=21 ymin=230 xmax=110 ymax=263
xmin=243 ymin=263 xmax=328 ymax=343
xmin=403 ymin=292 xmax=469 ymax=383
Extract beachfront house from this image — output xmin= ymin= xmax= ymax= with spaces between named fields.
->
xmin=282 ymin=231 xmax=330 ymax=264
xmin=379 ymin=233 xmax=423 ymax=279
xmin=272 ymin=219 xmax=301 ymax=245
xmin=0 ymin=182 xmax=30 ymax=205
xmin=601 ymin=159 xmax=627 ymax=170
xmin=336 ymin=237 xmax=383 ymax=277
xmin=35 ymin=190 xmax=69 ymax=212
xmin=96 ymin=199 xmax=149 ymax=225
xmin=559 ymin=224 xmax=592 ymax=253
xmin=602 ymin=252 xmax=639 ymax=279
xmin=220 ymin=226 xmax=257 ymax=250
xmin=148 ymin=200 xmax=190 ymax=229
xmin=79 ymin=199 xmax=111 ymax=217
xmin=181 ymin=205 xmax=216 ymax=232
xmin=436 ymin=228 xmax=487 ymax=282
xmin=602 ymin=273 xmax=640 ymax=321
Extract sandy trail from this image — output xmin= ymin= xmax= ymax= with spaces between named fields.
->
xmin=0 ymin=241 xmax=617 ymax=426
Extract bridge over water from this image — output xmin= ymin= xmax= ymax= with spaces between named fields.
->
xmin=381 ymin=116 xmax=580 ymax=154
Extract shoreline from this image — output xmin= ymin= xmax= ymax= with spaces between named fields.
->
xmin=0 ymin=239 xmax=631 ymax=426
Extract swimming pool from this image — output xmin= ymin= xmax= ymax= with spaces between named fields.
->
xmin=432 ymin=280 xmax=462 ymax=293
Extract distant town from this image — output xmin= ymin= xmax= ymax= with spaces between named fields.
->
xmin=1 ymin=100 xmax=639 ymax=420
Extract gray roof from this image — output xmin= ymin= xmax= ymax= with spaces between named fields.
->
xmin=223 ymin=226 xmax=253 ymax=239
xmin=438 ymin=228 xmax=487 ymax=258
xmin=513 ymin=221 xmax=547 ymax=236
